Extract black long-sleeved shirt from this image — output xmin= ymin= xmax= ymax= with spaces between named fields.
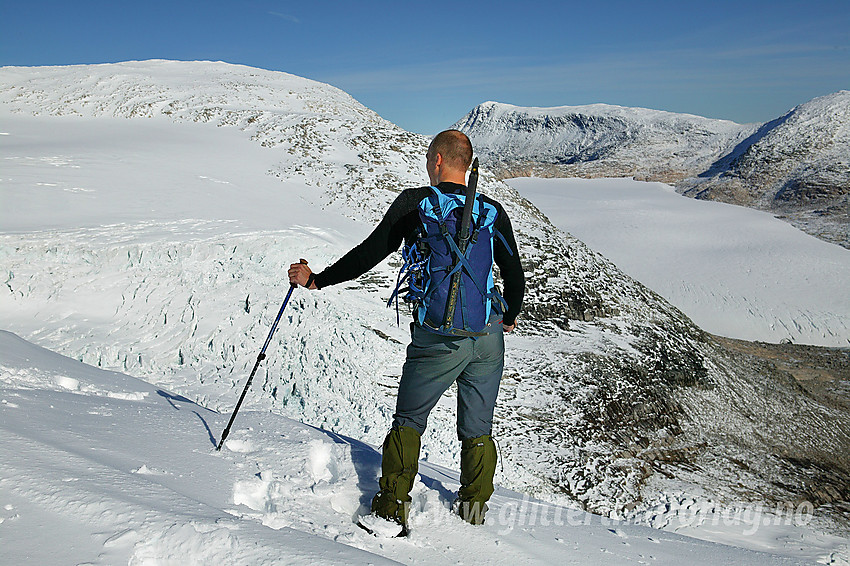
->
xmin=314 ymin=182 xmax=525 ymax=326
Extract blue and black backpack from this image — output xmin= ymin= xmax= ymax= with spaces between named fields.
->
xmin=388 ymin=159 xmax=511 ymax=336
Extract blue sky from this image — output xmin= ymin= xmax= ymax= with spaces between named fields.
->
xmin=2 ymin=0 xmax=848 ymax=134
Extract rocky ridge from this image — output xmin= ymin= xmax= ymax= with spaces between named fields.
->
xmin=678 ymin=91 xmax=850 ymax=247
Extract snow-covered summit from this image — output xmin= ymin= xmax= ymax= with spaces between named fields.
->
xmin=0 ymin=59 xmax=428 ymax=223
xmin=469 ymin=99 xmax=742 ymax=125
xmin=453 ymin=99 xmax=755 ymax=182
xmin=0 ymin=59 xmax=369 ymax=120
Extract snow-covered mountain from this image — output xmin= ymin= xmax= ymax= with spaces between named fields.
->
xmin=454 ymin=95 xmax=850 ymax=248
xmin=452 ymin=100 xmax=756 ymax=182
xmin=2 ymin=61 xmax=849 ymax=561
xmin=0 ymin=60 xmax=427 ymax=224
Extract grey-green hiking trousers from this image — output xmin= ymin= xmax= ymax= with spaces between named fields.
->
xmin=373 ymin=322 xmax=505 ymax=526
xmin=394 ymin=322 xmax=505 ymax=440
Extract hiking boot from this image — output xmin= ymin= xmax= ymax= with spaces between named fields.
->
xmin=456 ymin=434 xmax=496 ymax=525
xmin=358 ymin=513 xmax=410 ymax=538
xmin=371 ymin=426 xmax=421 ymax=527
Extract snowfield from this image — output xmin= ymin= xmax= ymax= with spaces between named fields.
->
xmin=507 ymin=177 xmax=850 ymax=347
xmin=0 ymin=330 xmax=831 ymax=565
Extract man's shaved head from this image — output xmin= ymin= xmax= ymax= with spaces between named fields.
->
xmin=428 ymin=130 xmax=473 ymax=171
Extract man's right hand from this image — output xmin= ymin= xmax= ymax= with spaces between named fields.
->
xmin=288 ymin=259 xmax=317 ymax=289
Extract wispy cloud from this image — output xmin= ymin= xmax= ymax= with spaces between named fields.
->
xmin=268 ymin=11 xmax=300 ymax=24
xmin=320 ymin=39 xmax=848 ymax=99
xmin=713 ymin=43 xmax=850 ymax=59
xmin=317 ymin=45 xmax=848 ymax=127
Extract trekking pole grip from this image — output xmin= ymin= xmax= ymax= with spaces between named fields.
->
xmin=297 ymin=258 xmax=309 ymax=289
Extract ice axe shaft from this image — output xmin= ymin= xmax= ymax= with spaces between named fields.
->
xmin=443 ymin=157 xmax=478 ymax=330
xmin=216 ymin=260 xmax=306 ymax=451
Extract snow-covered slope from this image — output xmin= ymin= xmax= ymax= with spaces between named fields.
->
xmin=0 ymin=60 xmax=427 ymax=224
xmin=4 ymin=330 xmax=831 ymax=565
xmin=2 ymin=61 xmax=849 ymax=562
xmin=452 ymin=100 xmax=755 ymax=182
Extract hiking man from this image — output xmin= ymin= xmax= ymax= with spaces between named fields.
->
xmin=288 ymin=129 xmax=524 ymax=534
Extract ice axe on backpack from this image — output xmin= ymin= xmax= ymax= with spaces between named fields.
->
xmin=443 ymin=157 xmax=478 ymax=329
xmin=216 ymin=260 xmax=306 ymax=451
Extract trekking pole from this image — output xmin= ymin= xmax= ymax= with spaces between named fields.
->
xmin=216 ymin=260 xmax=307 ymax=451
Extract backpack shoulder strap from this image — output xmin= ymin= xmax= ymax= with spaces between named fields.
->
xmin=494 ymin=229 xmax=515 ymax=256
